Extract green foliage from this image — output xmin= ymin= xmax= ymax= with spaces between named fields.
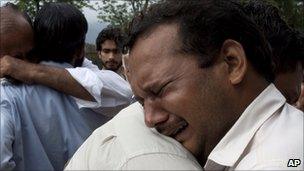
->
xmin=273 ymin=0 xmax=304 ymax=30
xmin=96 ymin=0 xmax=159 ymax=32
xmin=13 ymin=0 xmax=93 ymax=20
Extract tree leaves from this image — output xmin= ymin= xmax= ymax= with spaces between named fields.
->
xmin=96 ymin=0 xmax=159 ymax=32
xmin=14 ymin=0 xmax=92 ymax=21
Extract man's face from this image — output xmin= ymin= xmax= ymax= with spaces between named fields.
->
xmin=98 ymin=39 xmax=122 ymax=71
xmin=128 ymin=24 xmax=230 ymax=163
xmin=274 ymin=62 xmax=303 ymax=104
xmin=0 ymin=24 xmax=33 ymax=59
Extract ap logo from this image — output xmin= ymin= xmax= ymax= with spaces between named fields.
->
xmin=287 ymin=159 xmax=301 ymax=167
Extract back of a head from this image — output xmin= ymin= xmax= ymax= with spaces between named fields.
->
xmin=0 ymin=3 xmax=32 ymax=30
xmin=34 ymin=2 xmax=88 ymax=63
xmin=96 ymin=26 xmax=125 ymax=52
xmin=244 ymin=0 xmax=300 ymax=74
xmin=0 ymin=3 xmax=33 ymax=58
xmin=127 ymin=0 xmax=274 ymax=82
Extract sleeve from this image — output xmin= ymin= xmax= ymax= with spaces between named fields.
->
xmin=81 ymin=58 xmax=100 ymax=72
xmin=66 ymin=67 xmax=104 ymax=108
xmin=121 ymin=153 xmax=203 ymax=170
xmin=0 ymin=90 xmax=16 ymax=170
xmin=66 ymin=62 xmax=133 ymax=110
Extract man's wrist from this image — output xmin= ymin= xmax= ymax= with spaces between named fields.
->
xmin=19 ymin=62 xmax=40 ymax=84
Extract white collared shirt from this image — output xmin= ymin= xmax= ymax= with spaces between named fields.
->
xmin=205 ymin=84 xmax=304 ymax=170
xmin=65 ymin=102 xmax=202 ymax=170
xmin=66 ymin=58 xmax=133 ymax=117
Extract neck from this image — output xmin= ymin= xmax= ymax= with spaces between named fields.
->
xmin=200 ymin=73 xmax=270 ymax=166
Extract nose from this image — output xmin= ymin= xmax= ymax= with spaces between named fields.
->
xmin=108 ymin=52 xmax=115 ymax=60
xmin=144 ymin=98 xmax=169 ymax=128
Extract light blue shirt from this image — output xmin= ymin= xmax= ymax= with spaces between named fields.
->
xmin=0 ymin=62 xmax=110 ymax=170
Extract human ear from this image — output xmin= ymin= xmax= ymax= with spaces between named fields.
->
xmin=220 ymin=39 xmax=247 ymax=85
xmin=122 ymin=54 xmax=131 ymax=81
xmin=97 ymin=51 xmax=102 ymax=59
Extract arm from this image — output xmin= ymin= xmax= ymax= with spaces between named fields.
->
xmin=66 ymin=59 xmax=133 ymax=109
xmin=0 ymin=55 xmax=95 ymax=102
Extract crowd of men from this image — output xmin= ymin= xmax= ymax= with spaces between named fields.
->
xmin=0 ymin=0 xmax=303 ymax=170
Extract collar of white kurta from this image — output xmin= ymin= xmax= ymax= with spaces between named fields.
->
xmin=205 ymin=84 xmax=286 ymax=168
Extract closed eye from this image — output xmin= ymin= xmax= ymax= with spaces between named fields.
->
xmin=152 ymin=81 xmax=171 ymax=97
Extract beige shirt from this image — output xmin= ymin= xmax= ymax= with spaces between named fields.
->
xmin=205 ymin=84 xmax=304 ymax=170
xmin=65 ymin=102 xmax=202 ymax=170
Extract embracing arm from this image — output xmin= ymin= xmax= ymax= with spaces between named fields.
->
xmin=0 ymin=55 xmax=94 ymax=101
xmin=66 ymin=58 xmax=133 ymax=109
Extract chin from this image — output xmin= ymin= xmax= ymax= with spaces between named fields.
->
xmin=107 ymin=67 xmax=119 ymax=72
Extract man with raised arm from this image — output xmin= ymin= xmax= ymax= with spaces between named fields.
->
xmin=0 ymin=3 xmax=130 ymax=170
xmin=0 ymin=9 xmax=132 ymax=116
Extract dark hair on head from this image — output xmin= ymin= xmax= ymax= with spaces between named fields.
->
xmin=96 ymin=26 xmax=125 ymax=53
xmin=33 ymin=2 xmax=88 ymax=63
xmin=127 ymin=0 xmax=275 ymax=82
xmin=288 ymin=29 xmax=304 ymax=70
xmin=244 ymin=0 xmax=302 ymax=74
xmin=1 ymin=2 xmax=33 ymax=27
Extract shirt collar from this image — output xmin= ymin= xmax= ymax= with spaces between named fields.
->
xmin=205 ymin=84 xmax=286 ymax=168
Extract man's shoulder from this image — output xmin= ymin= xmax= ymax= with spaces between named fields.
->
xmin=0 ymin=80 xmax=76 ymax=110
xmin=1 ymin=80 xmax=68 ymax=98
xmin=77 ymin=102 xmax=197 ymax=169
xmin=236 ymin=104 xmax=303 ymax=170
xmin=110 ymin=102 xmax=192 ymax=156
xmin=0 ymin=81 xmax=32 ymax=101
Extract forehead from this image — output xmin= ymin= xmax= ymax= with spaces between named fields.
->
xmin=128 ymin=23 xmax=199 ymax=90
xmin=129 ymin=23 xmax=181 ymax=66
xmin=101 ymin=40 xmax=117 ymax=49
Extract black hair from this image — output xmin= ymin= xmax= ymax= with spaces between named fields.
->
xmin=95 ymin=26 xmax=125 ymax=52
xmin=291 ymin=30 xmax=304 ymax=67
xmin=127 ymin=0 xmax=275 ymax=82
xmin=244 ymin=0 xmax=303 ymax=74
xmin=33 ymin=2 xmax=88 ymax=63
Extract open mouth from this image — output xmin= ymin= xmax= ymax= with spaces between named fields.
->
xmin=171 ymin=122 xmax=188 ymax=140
xmin=155 ymin=118 xmax=190 ymax=143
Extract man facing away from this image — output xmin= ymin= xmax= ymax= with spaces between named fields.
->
xmin=0 ymin=3 xmax=130 ymax=170
xmin=0 ymin=5 xmax=133 ymax=116
xmin=66 ymin=0 xmax=303 ymax=170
